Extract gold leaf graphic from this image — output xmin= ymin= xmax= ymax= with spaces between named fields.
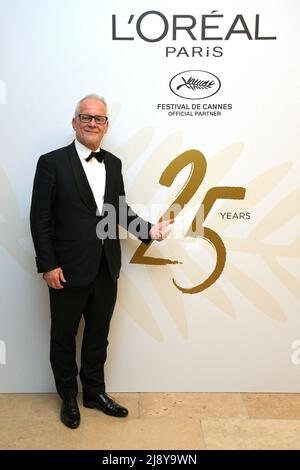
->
xmin=226 ymin=262 xmax=286 ymax=321
xmin=117 ymin=270 xmax=164 ymax=342
xmin=2 ymin=108 xmax=299 ymax=342
xmin=114 ymin=127 xmax=154 ymax=172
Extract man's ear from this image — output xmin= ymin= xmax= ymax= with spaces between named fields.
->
xmin=72 ymin=117 xmax=77 ymax=130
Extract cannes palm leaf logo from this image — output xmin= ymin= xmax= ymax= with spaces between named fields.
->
xmin=177 ymin=77 xmax=215 ymax=91
xmin=170 ymin=70 xmax=221 ymax=99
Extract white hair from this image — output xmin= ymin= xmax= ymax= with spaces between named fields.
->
xmin=74 ymin=94 xmax=107 ymax=117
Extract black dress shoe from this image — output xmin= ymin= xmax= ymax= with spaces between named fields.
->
xmin=83 ymin=393 xmax=128 ymax=417
xmin=60 ymin=396 xmax=80 ymax=429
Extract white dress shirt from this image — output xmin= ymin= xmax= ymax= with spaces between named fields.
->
xmin=75 ymin=139 xmax=106 ymax=215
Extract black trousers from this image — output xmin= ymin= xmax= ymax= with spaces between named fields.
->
xmin=48 ymin=252 xmax=117 ymax=399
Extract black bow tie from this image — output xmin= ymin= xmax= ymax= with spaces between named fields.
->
xmin=85 ymin=149 xmax=105 ymax=163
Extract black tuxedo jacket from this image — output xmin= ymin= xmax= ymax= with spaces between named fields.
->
xmin=30 ymin=141 xmax=152 ymax=286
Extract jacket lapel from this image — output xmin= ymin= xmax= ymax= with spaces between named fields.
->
xmin=68 ymin=141 xmax=98 ymax=213
xmin=102 ymin=149 xmax=114 ymax=206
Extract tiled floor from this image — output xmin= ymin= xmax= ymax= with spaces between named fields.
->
xmin=1 ymin=393 xmax=300 ymax=450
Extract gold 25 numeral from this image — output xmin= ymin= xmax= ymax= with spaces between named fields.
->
xmin=130 ymin=150 xmax=246 ymax=294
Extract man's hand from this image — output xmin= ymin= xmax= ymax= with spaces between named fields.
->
xmin=43 ymin=267 xmax=66 ymax=289
xmin=149 ymin=218 xmax=174 ymax=241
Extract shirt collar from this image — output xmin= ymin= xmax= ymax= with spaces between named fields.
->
xmin=75 ymin=139 xmax=101 ymax=161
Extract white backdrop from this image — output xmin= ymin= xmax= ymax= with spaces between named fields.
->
xmin=0 ymin=0 xmax=300 ymax=392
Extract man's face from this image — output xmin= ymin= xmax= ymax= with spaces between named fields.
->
xmin=72 ymin=98 xmax=109 ymax=151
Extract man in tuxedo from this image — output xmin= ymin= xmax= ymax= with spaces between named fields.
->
xmin=30 ymin=94 xmax=172 ymax=429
